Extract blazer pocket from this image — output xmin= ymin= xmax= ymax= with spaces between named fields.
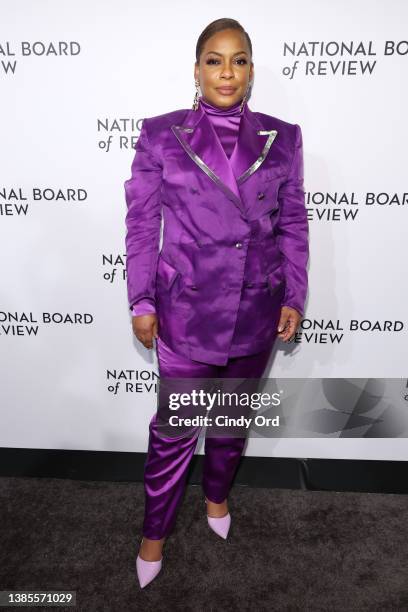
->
xmin=267 ymin=265 xmax=285 ymax=295
xmin=157 ymin=256 xmax=180 ymax=290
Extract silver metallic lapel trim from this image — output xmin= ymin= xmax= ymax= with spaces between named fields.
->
xmin=171 ymin=124 xmax=244 ymax=213
xmin=236 ymin=129 xmax=278 ymax=184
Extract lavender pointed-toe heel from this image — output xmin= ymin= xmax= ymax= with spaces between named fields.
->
xmin=205 ymin=497 xmax=231 ymax=540
xmin=136 ymin=538 xmax=163 ymax=588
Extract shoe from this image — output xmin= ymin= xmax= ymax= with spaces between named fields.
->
xmin=205 ymin=497 xmax=231 ymax=540
xmin=136 ymin=538 xmax=163 ymax=588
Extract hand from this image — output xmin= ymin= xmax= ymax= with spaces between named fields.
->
xmin=277 ymin=306 xmax=302 ymax=342
xmin=132 ymin=314 xmax=159 ymax=349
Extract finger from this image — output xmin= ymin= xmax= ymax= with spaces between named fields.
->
xmin=137 ymin=334 xmax=154 ymax=349
xmin=278 ymin=320 xmax=296 ymax=341
xmin=277 ymin=318 xmax=288 ymax=333
xmin=283 ymin=328 xmax=296 ymax=342
xmin=277 ymin=318 xmax=291 ymax=335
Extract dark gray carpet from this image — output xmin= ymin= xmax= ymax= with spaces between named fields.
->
xmin=1 ymin=476 xmax=408 ymax=611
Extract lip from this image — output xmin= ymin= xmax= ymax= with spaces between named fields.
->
xmin=216 ymin=87 xmax=237 ymax=95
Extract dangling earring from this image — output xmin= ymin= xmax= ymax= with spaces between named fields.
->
xmin=192 ymin=79 xmax=200 ymax=111
xmin=240 ymin=82 xmax=252 ymax=113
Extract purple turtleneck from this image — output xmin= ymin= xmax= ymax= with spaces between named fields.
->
xmin=198 ymin=96 xmax=243 ymax=158
xmin=132 ymin=96 xmax=243 ymax=317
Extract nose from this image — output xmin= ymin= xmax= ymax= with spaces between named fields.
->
xmin=220 ymin=63 xmax=234 ymax=79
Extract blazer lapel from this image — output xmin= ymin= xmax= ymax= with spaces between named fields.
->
xmin=229 ymin=104 xmax=278 ymax=186
xmin=171 ymin=102 xmax=278 ymax=216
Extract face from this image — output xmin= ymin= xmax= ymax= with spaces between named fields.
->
xmin=194 ymin=28 xmax=254 ymax=108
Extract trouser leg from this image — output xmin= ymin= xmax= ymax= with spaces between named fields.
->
xmin=202 ymin=346 xmax=272 ymax=503
xmin=142 ymin=336 xmax=216 ymax=539
xmin=142 ymin=411 xmax=200 ymax=539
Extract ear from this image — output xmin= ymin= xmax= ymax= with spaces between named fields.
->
xmin=194 ymin=62 xmax=199 ymax=82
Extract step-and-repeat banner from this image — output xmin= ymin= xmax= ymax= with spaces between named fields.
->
xmin=1 ymin=0 xmax=407 ymax=459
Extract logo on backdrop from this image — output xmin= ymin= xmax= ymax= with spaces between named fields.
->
xmin=0 ymin=187 xmax=87 ymax=216
xmin=102 ymin=254 xmax=127 ymax=285
xmin=305 ymin=191 xmax=408 ymax=221
xmin=293 ymin=318 xmax=404 ymax=344
xmin=0 ymin=41 xmax=80 ymax=76
xmin=281 ymin=40 xmax=407 ymax=79
xmin=106 ymin=368 xmax=159 ymax=395
xmin=0 ymin=312 xmax=93 ymax=335
xmin=97 ymin=118 xmax=143 ymax=152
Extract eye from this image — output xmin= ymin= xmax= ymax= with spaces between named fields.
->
xmin=205 ymin=57 xmax=248 ymax=66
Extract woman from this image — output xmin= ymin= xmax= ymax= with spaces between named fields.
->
xmin=124 ymin=18 xmax=309 ymax=588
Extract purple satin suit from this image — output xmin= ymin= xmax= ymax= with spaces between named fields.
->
xmin=124 ymin=96 xmax=309 ymax=539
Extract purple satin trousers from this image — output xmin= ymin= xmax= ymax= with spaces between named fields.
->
xmin=142 ymin=336 xmax=272 ymax=539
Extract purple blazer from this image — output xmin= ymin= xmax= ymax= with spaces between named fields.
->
xmin=124 ymin=102 xmax=309 ymax=365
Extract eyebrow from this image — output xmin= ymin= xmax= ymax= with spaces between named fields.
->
xmin=204 ymin=50 xmax=248 ymax=57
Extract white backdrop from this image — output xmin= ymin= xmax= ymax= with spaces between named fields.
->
xmin=1 ymin=0 xmax=407 ymax=459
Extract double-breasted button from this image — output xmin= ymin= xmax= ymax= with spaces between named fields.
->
xmin=190 ymin=285 xmax=198 ymax=290
xmin=257 ymin=192 xmax=265 ymax=200
xmin=235 ymin=242 xmax=243 ymax=249
xmin=246 ymin=282 xmax=253 ymax=288
xmin=190 ymin=187 xmax=199 ymax=194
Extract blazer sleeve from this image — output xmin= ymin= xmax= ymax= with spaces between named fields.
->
xmin=276 ymin=123 xmax=309 ymax=317
xmin=132 ymin=298 xmax=157 ymax=317
xmin=124 ymin=119 xmax=163 ymax=313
